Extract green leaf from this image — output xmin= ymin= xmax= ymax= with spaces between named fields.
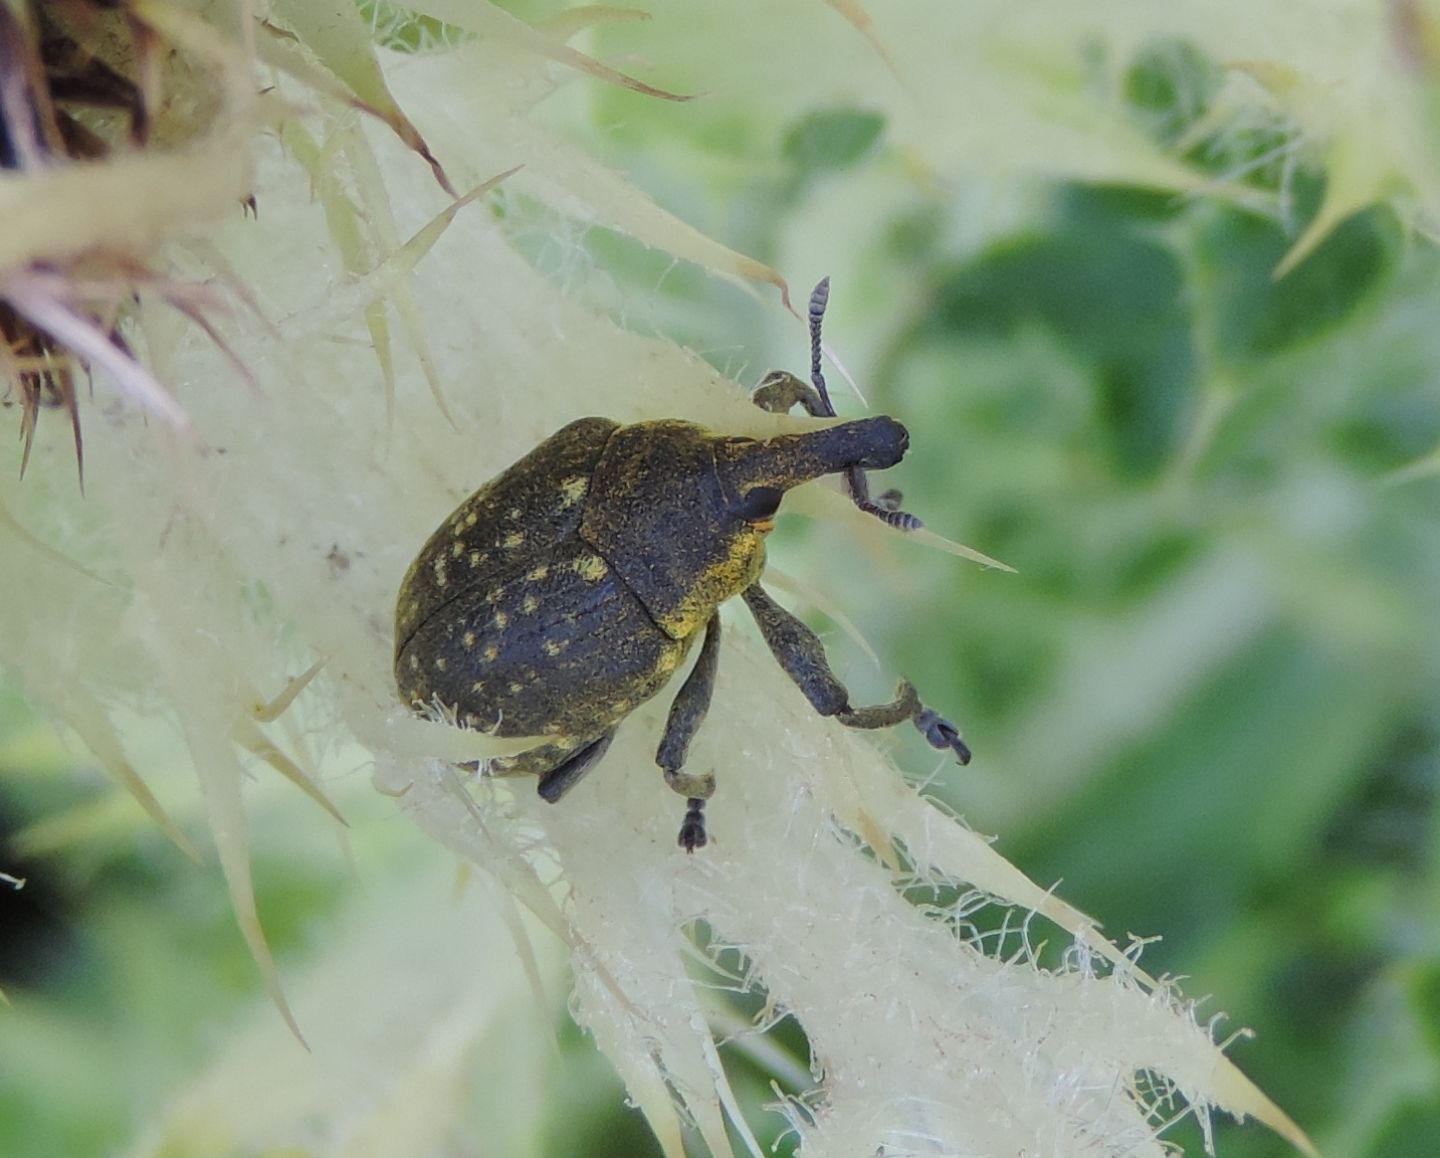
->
xmin=782 ymin=108 xmax=886 ymax=175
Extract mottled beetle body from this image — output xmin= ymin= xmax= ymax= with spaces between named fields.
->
xmin=395 ymin=280 xmax=970 ymax=850
xmin=395 ymin=416 xmax=689 ymax=740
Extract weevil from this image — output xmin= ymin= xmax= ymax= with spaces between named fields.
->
xmin=394 ymin=279 xmax=970 ymax=850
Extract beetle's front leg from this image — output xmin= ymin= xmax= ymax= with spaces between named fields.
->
xmin=751 ymin=370 xmax=828 ymax=417
xmin=657 ymin=612 xmax=721 ymax=851
xmin=741 ymin=583 xmax=971 ymax=764
xmin=491 ymin=732 xmax=616 ymax=803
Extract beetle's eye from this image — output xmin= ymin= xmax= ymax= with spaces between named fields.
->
xmin=734 ymin=486 xmax=783 ymax=522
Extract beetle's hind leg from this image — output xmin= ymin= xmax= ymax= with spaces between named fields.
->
xmin=741 ymin=583 xmax=971 ymax=764
xmin=490 ymin=732 xmax=617 ymax=803
xmin=657 ymin=612 xmax=722 ymax=851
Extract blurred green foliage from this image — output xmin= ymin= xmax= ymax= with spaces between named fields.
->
xmin=878 ymin=184 xmax=1438 ymax=1156
xmin=857 ymin=47 xmax=1439 ymax=1158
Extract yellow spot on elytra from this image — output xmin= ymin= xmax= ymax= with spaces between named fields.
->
xmin=471 ymin=680 xmax=486 ymax=694
xmin=432 ymin=556 xmax=448 ymax=587
xmin=612 ymin=699 xmax=630 ymax=714
xmin=465 ymin=510 xmax=479 ymax=527
xmin=558 ymin=476 xmax=587 ymax=506
xmin=494 ymin=611 xmax=509 ymax=629
xmin=526 ymin=563 xmax=549 ymax=582
xmin=435 ymin=657 xmax=448 ymax=672
xmin=408 ymin=654 xmax=420 ymax=670
xmin=469 ymin=551 xmax=485 ymax=568
xmin=508 ymin=681 xmax=523 ymax=694
xmin=574 ymin=554 xmax=606 ymax=581
xmin=463 ymin=631 xmax=476 ymax=648
xmin=542 ymin=638 xmax=568 ymax=656
xmin=451 ymin=541 xmax=465 ymax=559
xmin=521 ymin=595 xmax=539 ymax=614
xmin=503 ymin=530 xmax=525 ymax=550
xmin=481 ymin=644 xmax=498 ymax=662
xmin=507 ymin=506 xmax=523 ymax=519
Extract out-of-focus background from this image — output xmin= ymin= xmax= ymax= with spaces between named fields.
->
xmin=3 ymin=5 xmax=1439 ymax=1156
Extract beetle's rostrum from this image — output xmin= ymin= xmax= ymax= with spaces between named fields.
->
xmin=394 ymin=279 xmax=970 ymax=851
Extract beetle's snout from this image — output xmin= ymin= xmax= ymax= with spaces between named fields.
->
xmin=719 ymin=416 xmax=912 ymax=498
xmin=854 ymin=416 xmax=908 ymax=471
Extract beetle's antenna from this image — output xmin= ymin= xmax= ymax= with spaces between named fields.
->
xmin=808 ymin=277 xmax=838 ymax=418
xmin=810 ymin=277 xmax=924 ymax=532
xmin=846 ymin=463 xmax=924 ymax=531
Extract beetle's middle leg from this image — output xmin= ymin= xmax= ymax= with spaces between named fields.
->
xmin=741 ymin=583 xmax=971 ymax=764
xmin=657 ymin=612 xmax=722 ymax=851
xmin=489 ymin=732 xmax=617 ymax=803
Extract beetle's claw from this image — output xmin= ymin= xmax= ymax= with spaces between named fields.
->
xmin=678 ymin=798 xmax=708 ymax=852
xmin=915 ymin=707 xmax=971 ymax=765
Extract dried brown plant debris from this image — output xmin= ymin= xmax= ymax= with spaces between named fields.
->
xmin=0 ymin=0 xmax=249 ymax=485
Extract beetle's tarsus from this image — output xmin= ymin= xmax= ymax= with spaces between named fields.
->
xmin=665 ymin=767 xmax=716 ymax=799
xmin=915 ymin=707 xmax=972 ymax=765
xmin=679 ymin=798 xmax=708 ymax=851
xmin=836 ymin=681 xmax=920 ymax=730
xmin=751 ymin=370 xmax=828 ymax=418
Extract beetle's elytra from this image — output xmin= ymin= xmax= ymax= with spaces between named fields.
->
xmin=395 ymin=280 xmax=970 ymax=851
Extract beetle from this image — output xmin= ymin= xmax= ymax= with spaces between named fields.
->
xmin=394 ymin=279 xmax=970 ymax=851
